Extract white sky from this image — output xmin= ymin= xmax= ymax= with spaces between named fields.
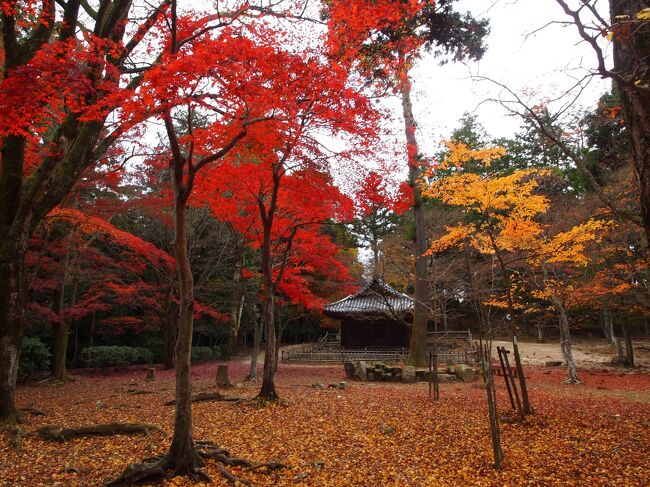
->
xmin=395 ymin=0 xmax=611 ymax=155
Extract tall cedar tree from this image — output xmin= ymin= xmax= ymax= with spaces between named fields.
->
xmin=325 ymin=0 xmax=489 ymax=366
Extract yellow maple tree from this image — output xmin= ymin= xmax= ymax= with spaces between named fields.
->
xmin=422 ymin=141 xmax=611 ymax=383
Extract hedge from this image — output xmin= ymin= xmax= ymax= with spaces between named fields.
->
xmin=79 ymin=346 xmax=154 ymax=368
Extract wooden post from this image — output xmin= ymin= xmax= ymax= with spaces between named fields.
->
xmin=145 ymin=367 xmax=156 ymax=382
xmin=502 ymin=349 xmax=524 ymax=421
xmin=496 ymin=347 xmax=515 ymax=410
xmin=433 ymin=350 xmax=439 ymax=400
xmin=428 ymin=351 xmax=432 ymax=399
xmin=216 ymin=364 xmax=231 ymax=388
xmin=512 ymin=336 xmax=532 ymax=415
xmin=481 ymin=342 xmax=502 ymax=469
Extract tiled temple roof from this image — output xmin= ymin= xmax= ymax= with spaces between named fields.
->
xmin=323 ymin=278 xmax=413 ymax=318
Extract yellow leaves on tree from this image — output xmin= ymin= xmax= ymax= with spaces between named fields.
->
xmin=533 ymin=219 xmax=611 ymax=267
xmin=421 ymin=140 xmax=611 ymax=314
xmin=435 ymin=140 xmax=506 ymax=170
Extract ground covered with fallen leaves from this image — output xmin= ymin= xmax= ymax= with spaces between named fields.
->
xmin=1 ymin=361 xmax=649 ymax=486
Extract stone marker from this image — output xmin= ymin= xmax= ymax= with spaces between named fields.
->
xmin=145 ymin=367 xmax=156 ymax=381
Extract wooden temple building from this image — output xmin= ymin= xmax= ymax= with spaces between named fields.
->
xmin=323 ymin=278 xmax=414 ymax=349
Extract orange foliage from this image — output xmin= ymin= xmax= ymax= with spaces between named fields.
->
xmin=1 ymin=364 xmax=649 ymax=486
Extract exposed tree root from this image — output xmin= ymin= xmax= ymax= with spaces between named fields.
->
xmin=0 ymin=409 xmax=25 ymax=427
xmin=563 ymin=376 xmax=582 ymax=384
xmin=126 ymin=389 xmax=156 ymax=395
xmin=38 ymin=422 xmax=162 ymax=442
xmin=38 ymin=373 xmax=75 ymax=385
xmin=106 ymin=440 xmax=288 ymax=486
xmin=104 ymin=455 xmax=170 ymax=486
xmin=164 ymin=392 xmax=246 ymax=406
xmin=2 ymin=425 xmax=28 ymax=451
xmin=21 ymin=406 xmax=46 ymax=416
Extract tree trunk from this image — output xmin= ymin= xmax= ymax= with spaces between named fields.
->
xmin=621 ymin=318 xmax=635 ymax=367
xmin=226 ymin=241 xmax=245 ymax=360
xmin=488 ymin=229 xmax=532 ymax=412
xmin=227 ymin=295 xmax=245 ymax=361
xmin=610 ymin=0 xmax=650 ymax=245
xmin=164 ymin=177 xmax=201 ymax=472
xmin=0 ymin=237 xmax=28 ymax=424
xmin=247 ymin=303 xmax=261 ymax=381
xmin=161 ymin=315 xmax=178 ymax=370
xmin=52 ymin=321 xmax=70 ymax=381
xmin=89 ymin=312 xmax=95 ymax=348
xmin=537 ymin=323 xmax=545 ymax=343
xmin=552 ymin=296 xmax=581 ymax=384
xmin=52 ymin=279 xmax=76 ymax=381
xmin=161 ymin=282 xmax=177 ymax=369
xmin=399 ymin=57 xmax=428 ymax=367
xmin=258 ymin=222 xmax=278 ymax=400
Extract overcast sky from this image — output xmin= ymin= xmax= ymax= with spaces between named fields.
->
xmin=397 ymin=0 xmax=612 ymax=155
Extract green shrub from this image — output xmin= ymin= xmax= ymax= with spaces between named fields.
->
xmin=133 ymin=347 xmax=154 ymax=364
xmin=80 ymin=346 xmax=153 ymax=368
xmin=191 ymin=346 xmax=215 ymax=364
xmin=142 ymin=336 xmax=164 ymax=363
xmin=18 ymin=337 xmax=51 ymax=378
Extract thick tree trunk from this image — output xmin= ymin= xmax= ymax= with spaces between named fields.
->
xmin=552 ymin=296 xmax=581 ymax=384
xmin=0 ymin=236 xmax=28 ymax=424
xmin=611 ymin=0 xmax=650 ymax=245
xmin=399 ymin=61 xmax=428 ymax=367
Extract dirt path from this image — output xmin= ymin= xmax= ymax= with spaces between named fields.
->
xmin=493 ymin=338 xmax=650 ymax=369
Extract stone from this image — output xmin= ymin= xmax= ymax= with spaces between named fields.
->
xmin=454 ymin=364 xmax=476 ymax=382
xmin=96 ymin=401 xmax=108 ymax=410
xmin=312 ymin=382 xmax=326 ymax=389
xmin=355 ymin=361 xmax=368 ymax=381
xmin=374 ymin=369 xmax=385 ymax=380
xmin=437 ymin=373 xmax=456 ymax=383
xmin=338 ymin=382 xmax=348 ymax=390
xmin=381 ymin=423 xmax=397 ymax=435
xmin=145 ymin=367 xmax=156 ymax=381
xmin=545 ymin=360 xmax=562 ymax=367
xmin=343 ymin=361 xmax=356 ymax=378
xmin=367 ymin=371 xmax=375 ymax=381
xmin=402 ymin=366 xmax=416 ymax=383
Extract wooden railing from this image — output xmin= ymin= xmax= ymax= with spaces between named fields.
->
xmin=282 ymin=347 xmax=478 ymax=364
